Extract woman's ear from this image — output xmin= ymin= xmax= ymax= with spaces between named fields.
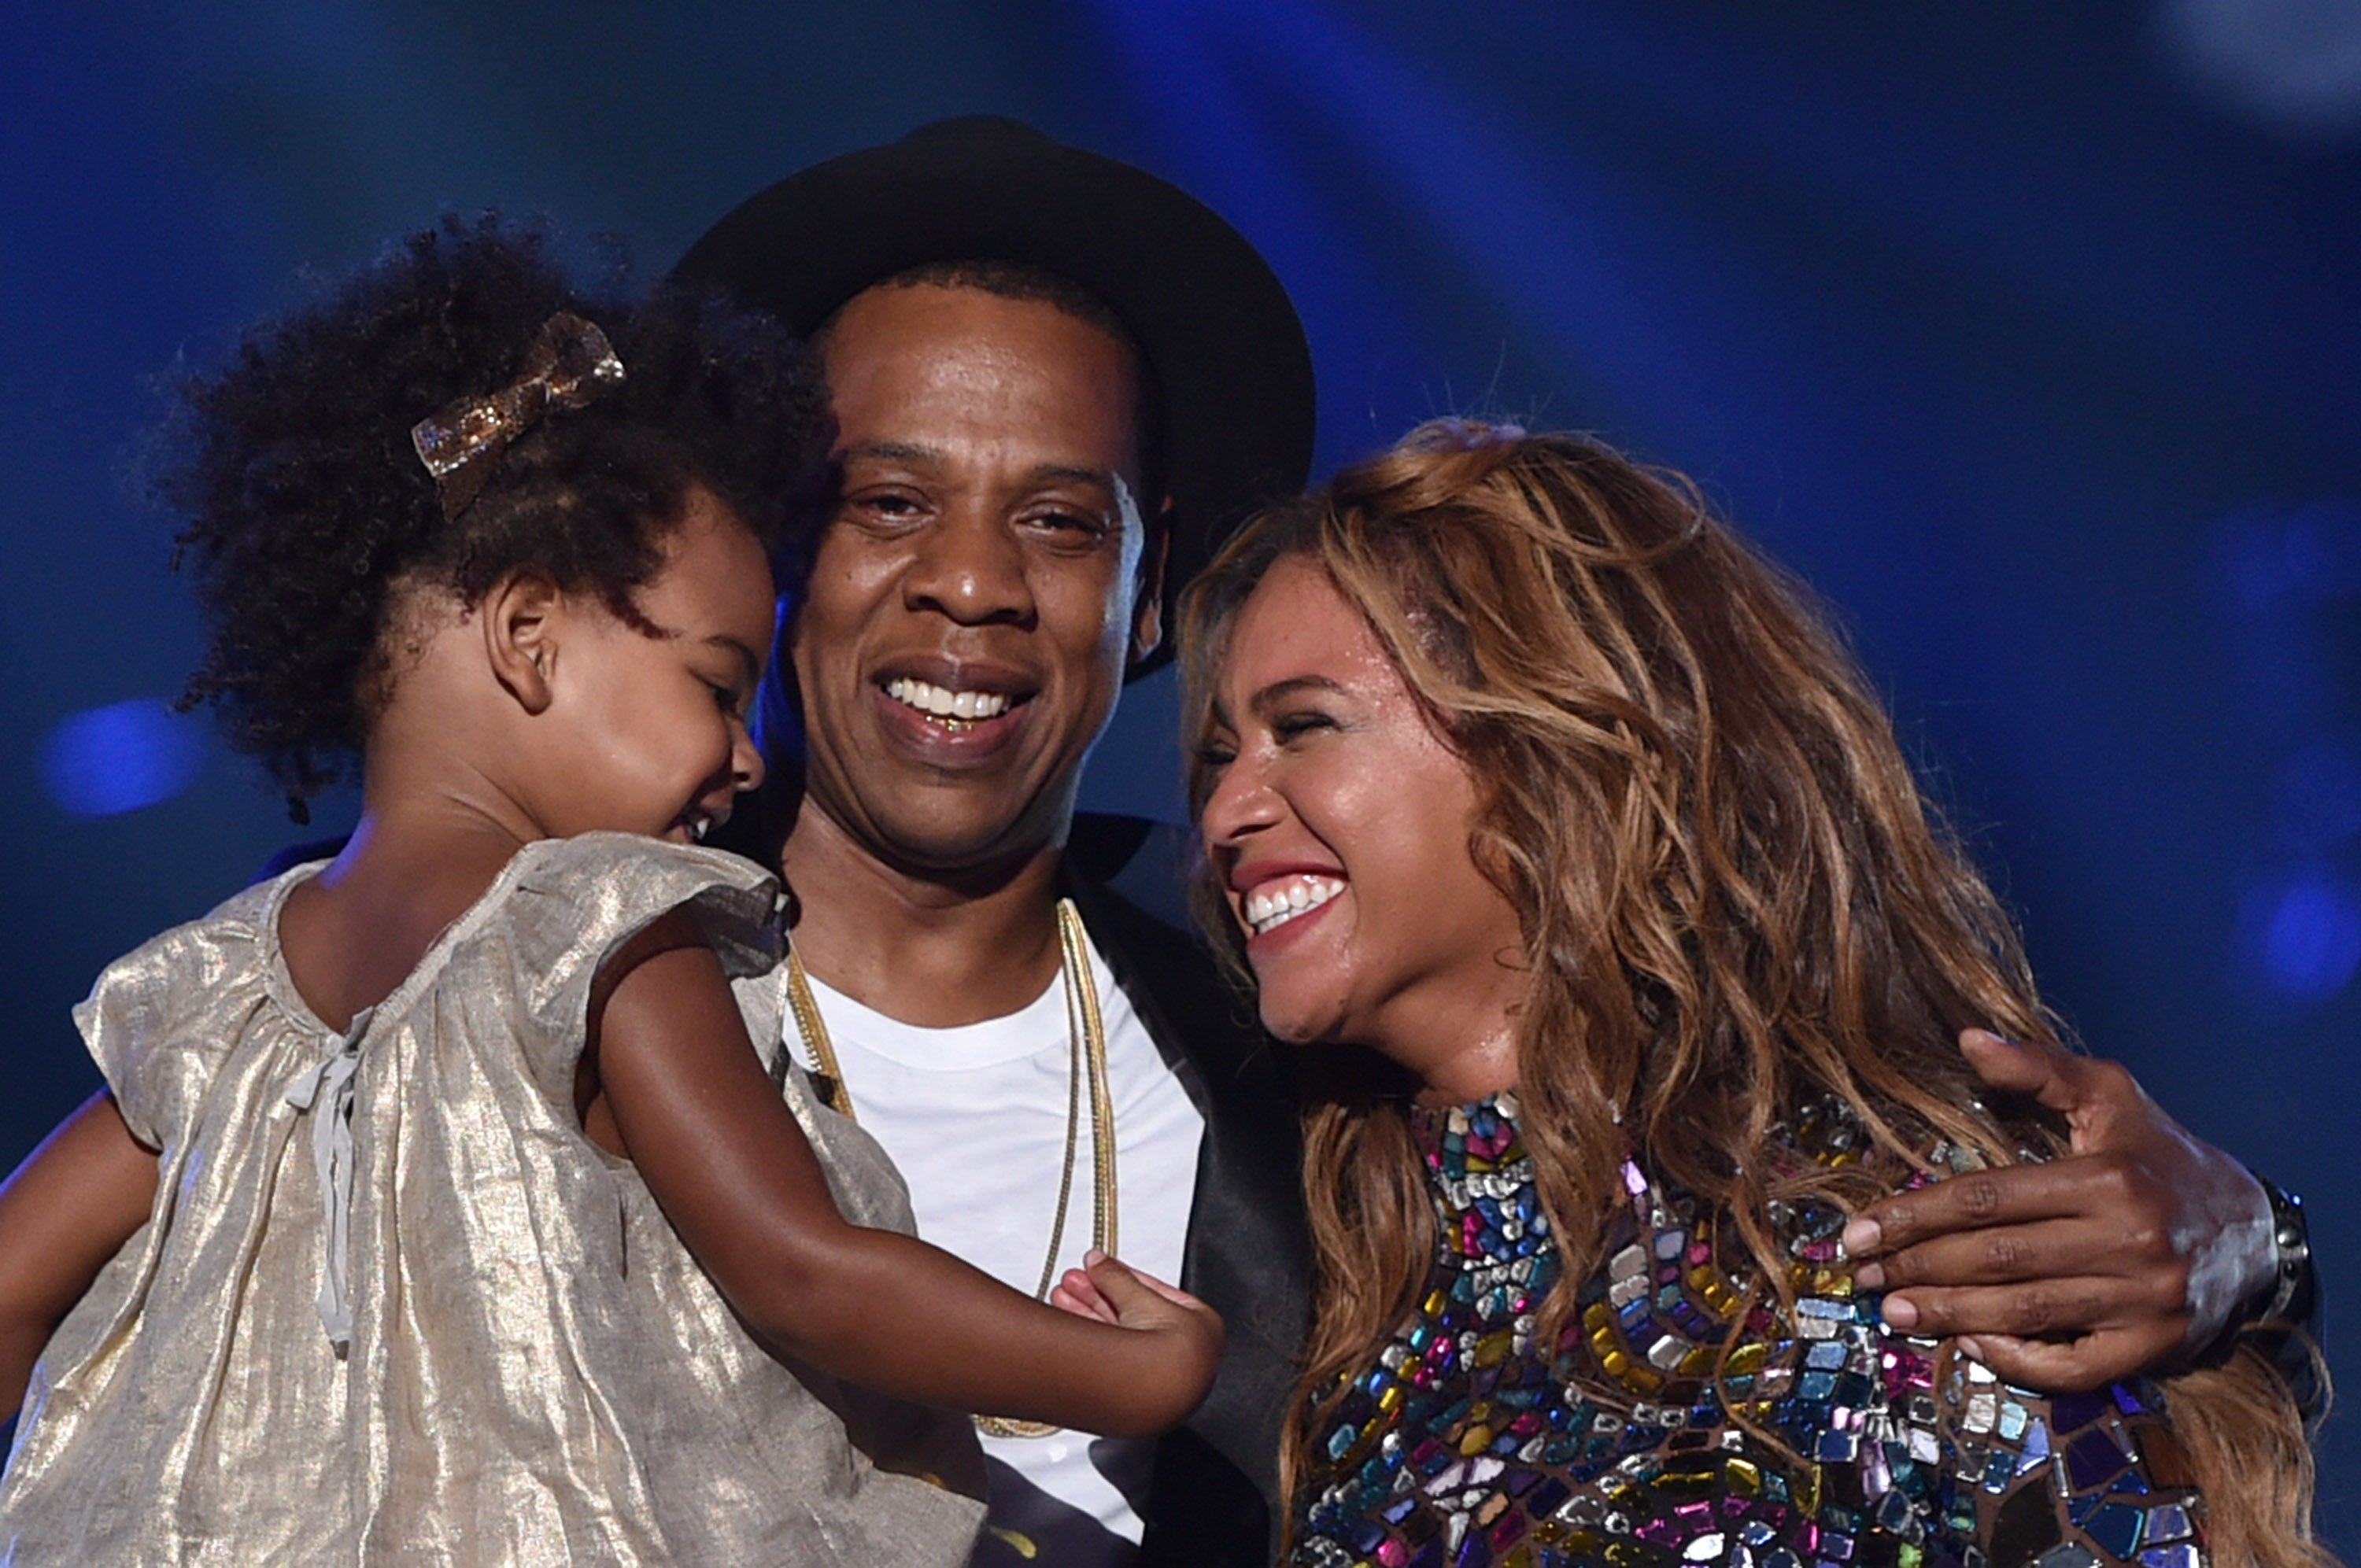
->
xmin=482 ymin=570 xmax=565 ymax=714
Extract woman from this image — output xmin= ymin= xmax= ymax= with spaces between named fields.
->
xmin=1177 ymin=422 xmax=2326 ymax=1567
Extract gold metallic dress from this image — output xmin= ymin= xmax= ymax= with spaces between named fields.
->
xmin=0 ymin=833 xmax=986 ymax=1565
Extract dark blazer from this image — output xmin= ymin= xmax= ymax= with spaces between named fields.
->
xmin=1064 ymin=814 xmax=1312 ymax=1568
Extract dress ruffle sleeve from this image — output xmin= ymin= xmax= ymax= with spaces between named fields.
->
xmin=72 ymin=876 xmax=286 ymax=1152
xmin=505 ymin=832 xmax=782 ymax=1028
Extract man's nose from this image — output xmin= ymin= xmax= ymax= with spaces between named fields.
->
xmin=903 ymin=505 xmax=1035 ymax=628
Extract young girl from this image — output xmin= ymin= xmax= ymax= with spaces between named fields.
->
xmin=0 ymin=220 xmax=1220 ymax=1564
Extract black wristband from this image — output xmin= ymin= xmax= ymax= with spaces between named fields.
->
xmin=2252 ymin=1174 xmax=2314 ymax=1328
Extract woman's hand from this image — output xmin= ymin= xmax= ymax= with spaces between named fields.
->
xmin=1839 ymin=1030 xmax=2276 ymax=1391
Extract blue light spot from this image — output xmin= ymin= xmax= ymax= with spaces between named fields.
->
xmin=40 ymin=699 xmax=202 ymax=817
xmin=2254 ymin=873 xmax=2361 ymax=1001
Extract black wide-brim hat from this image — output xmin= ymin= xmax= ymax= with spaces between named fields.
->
xmin=671 ymin=115 xmax=1316 ymax=677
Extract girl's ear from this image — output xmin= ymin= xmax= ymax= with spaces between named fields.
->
xmin=483 ymin=570 xmax=565 ymax=715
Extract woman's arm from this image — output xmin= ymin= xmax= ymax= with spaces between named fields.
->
xmin=0 ymin=1093 xmax=159 ymax=1420
xmin=584 ymin=917 xmax=1223 ymax=1438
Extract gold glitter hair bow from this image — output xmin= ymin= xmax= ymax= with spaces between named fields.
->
xmin=410 ymin=312 xmax=626 ymax=519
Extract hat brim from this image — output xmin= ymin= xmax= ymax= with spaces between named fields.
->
xmin=671 ymin=116 xmax=1316 ymax=678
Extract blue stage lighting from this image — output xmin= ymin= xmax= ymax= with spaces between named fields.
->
xmin=2256 ymin=873 xmax=2361 ymax=1001
xmin=40 ymin=699 xmax=203 ymax=818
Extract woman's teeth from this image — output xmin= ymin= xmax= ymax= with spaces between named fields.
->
xmin=885 ymin=677 xmax=1012 ymax=722
xmin=1243 ymin=875 xmax=1344 ymax=935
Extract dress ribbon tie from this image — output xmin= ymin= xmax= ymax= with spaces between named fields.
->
xmin=285 ymin=1007 xmax=372 ymax=1348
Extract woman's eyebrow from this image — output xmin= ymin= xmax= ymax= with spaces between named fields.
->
xmin=1251 ymin=675 xmax=1347 ymax=715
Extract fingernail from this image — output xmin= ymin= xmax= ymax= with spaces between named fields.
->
xmin=1084 ymin=1247 xmax=1107 ymax=1265
xmin=1956 ymin=1336 xmax=1985 ymax=1363
xmin=1880 ymin=1295 xmax=1919 ymax=1330
xmin=1841 ymin=1218 xmax=1880 ymax=1256
xmin=1853 ymin=1261 xmax=1886 ymax=1290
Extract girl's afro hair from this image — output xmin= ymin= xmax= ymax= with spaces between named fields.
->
xmin=162 ymin=213 xmax=822 ymax=813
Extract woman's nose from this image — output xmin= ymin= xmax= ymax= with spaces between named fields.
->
xmin=1199 ymin=750 xmax=1281 ymax=850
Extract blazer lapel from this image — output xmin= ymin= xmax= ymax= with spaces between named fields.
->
xmin=1060 ymin=868 xmax=1311 ymax=1511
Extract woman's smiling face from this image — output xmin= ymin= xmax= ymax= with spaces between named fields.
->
xmin=1195 ymin=555 xmax=1527 ymax=1081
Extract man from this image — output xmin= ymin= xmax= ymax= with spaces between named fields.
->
xmin=675 ymin=118 xmax=1314 ymax=1565
xmin=672 ymin=117 xmax=2311 ymax=1564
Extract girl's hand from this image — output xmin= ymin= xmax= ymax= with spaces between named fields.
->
xmin=1049 ymin=1261 xmax=1119 ymax=1324
xmin=1052 ymin=1250 xmax=1225 ymax=1424
xmin=1051 ymin=1249 xmax=1203 ymax=1325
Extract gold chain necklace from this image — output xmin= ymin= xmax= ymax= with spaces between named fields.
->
xmin=782 ymin=897 xmax=1116 ymax=1441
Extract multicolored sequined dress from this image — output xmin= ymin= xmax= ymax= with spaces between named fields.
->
xmin=1291 ymin=1092 xmax=2211 ymax=1568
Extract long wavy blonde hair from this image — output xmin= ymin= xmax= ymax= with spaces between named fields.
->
xmin=1178 ymin=421 xmax=2327 ymax=1566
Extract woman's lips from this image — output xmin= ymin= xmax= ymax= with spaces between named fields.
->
xmin=1236 ymin=871 xmax=1347 ymax=957
xmin=1242 ymin=873 xmax=1346 ymax=935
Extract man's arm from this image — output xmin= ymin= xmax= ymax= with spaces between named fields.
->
xmin=1840 ymin=1029 xmax=2307 ymax=1394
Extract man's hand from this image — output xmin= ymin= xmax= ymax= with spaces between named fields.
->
xmin=1839 ymin=1029 xmax=2276 ymax=1391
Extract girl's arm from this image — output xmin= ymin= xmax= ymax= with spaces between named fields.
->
xmin=0 ymin=1094 xmax=159 ymax=1420
xmin=584 ymin=916 xmax=1223 ymax=1438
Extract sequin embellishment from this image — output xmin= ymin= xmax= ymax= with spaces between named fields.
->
xmin=1289 ymin=1093 xmax=2210 ymax=1568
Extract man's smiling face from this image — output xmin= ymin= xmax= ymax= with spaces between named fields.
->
xmin=789 ymin=280 xmax=1163 ymax=875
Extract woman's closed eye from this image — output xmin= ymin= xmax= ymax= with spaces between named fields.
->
xmin=1273 ymin=710 xmax=1339 ymax=743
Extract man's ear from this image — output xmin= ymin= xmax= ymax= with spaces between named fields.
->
xmin=1130 ymin=501 xmax=1173 ymax=667
xmin=482 ymin=570 xmax=565 ymax=715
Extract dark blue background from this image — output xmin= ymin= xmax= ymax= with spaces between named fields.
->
xmin=6 ymin=0 xmax=2355 ymax=1534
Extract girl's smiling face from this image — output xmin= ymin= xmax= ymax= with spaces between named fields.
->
xmin=1194 ymin=555 xmax=1527 ymax=1087
xmin=528 ymin=487 xmax=775 ymax=845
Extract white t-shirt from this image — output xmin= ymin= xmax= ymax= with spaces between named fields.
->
xmin=793 ymin=928 xmax=1206 ymax=1565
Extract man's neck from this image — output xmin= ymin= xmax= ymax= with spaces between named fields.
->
xmin=780 ymin=802 xmax=1070 ymax=1028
